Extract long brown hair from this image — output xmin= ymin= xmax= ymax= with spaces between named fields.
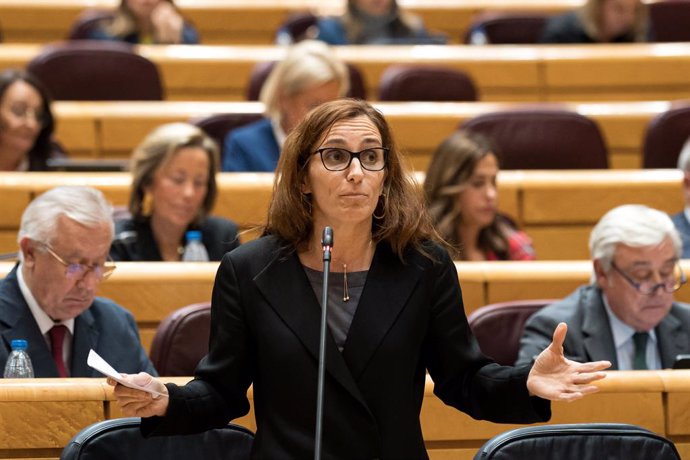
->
xmin=265 ymin=98 xmax=438 ymax=260
xmin=424 ymin=130 xmax=512 ymax=260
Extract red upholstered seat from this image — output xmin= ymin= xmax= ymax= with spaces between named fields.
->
xmin=467 ymin=299 xmax=556 ymax=365
xmin=27 ymin=41 xmax=163 ymax=101
xmin=464 ymin=12 xmax=549 ymax=44
xmin=460 ymin=108 xmax=609 ymax=169
xmin=149 ymin=302 xmax=211 ymax=376
xmin=643 ymin=102 xmax=690 ymax=168
xmin=377 ymin=64 xmax=478 ymax=102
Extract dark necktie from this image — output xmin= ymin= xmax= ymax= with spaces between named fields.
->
xmin=49 ymin=325 xmax=69 ymax=377
xmin=632 ymin=332 xmax=649 ymax=370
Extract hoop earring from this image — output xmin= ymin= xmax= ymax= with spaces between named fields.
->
xmin=373 ymin=194 xmax=386 ymax=220
xmin=141 ymin=192 xmax=154 ymax=217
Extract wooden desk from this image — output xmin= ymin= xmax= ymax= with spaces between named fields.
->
xmin=4 ymin=43 xmax=690 ymax=102
xmin=0 ymin=0 xmax=576 ymax=45
xmin=0 ymin=371 xmax=682 ymax=460
xmin=2 ymin=259 xmax=690 ymax=351
xmin=0 ymin=169 xmax=683 ymax=260
xmin=52 ymin=99 xmax=671 ymax=170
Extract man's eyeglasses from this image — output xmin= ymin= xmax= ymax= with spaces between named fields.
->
xmin=610 ymin=261 xmax=686 ymax=295
xmin=312 ymin=147 xmax=388 ymax=172
xmin=40 ymin=243 xmax=116 ymax=281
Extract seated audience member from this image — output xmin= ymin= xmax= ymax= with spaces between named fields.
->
xmin=315 ymin=0 xmax=444 ymax=45
xmin=0 ymin=186 xmax=156 ymax=377
xmin=0 ymin=69 xmax=64 ymax=171
xmin=87 ymin=0 xmax=199 ymax=44
xmin=540 ymin=0 xmax=648 ymax=43
xmin=672 ymin=137 xmax=690 ymax=258
xmin=111 ymin=123 xmax=239 ymax=262
xmin=222 ymin=40 xmax=349 ymax=172
xmin=424 ymin=130 xmax=536 ymax=261
xmin=517 ymin=204 xmax=690 ymax=369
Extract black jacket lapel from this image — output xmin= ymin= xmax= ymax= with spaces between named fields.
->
xmin=657 ymin=305 xmax=690 ymax=368
xmin=342 ymin=243 xmax=422 ymax=380
xmin=253 ymin=250 xmax=370 ymax=411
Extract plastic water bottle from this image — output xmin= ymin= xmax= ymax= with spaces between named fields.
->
xmin=3 ymin=339 xmax=34 ymax=378
xmin=182 ymin=230 xmax=209 ymax=262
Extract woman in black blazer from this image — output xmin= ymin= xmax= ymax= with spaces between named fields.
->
xmin=109 ymin=100 xmax=610 ymax=458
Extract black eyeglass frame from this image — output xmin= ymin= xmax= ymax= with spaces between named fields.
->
xmin=610 ymin=260 xmax=687 ymax=295
xmin=312 ymin=147 xmax=389 ymax=172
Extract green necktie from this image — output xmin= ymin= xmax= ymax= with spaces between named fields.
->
xmin=632 ymin=332 xmax=649 ymax=370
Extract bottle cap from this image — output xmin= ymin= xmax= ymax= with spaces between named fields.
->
xmin=10 ymin=339 xmax=28 ymax=350
xmin=185 ymin=230 xmax=202 ymax=242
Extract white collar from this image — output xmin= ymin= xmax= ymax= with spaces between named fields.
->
xmin=17 ymin=263 xmax=75 ymax=336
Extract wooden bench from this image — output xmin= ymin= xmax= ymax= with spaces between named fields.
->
xmin=0 ymin=0 xmax=579 ymax=45
xmin=0 ymin=371 xmax=684 ymax=460
xmin=0 ymin=169 xmax=682 ymax=259
xmin=2 ymin=259 xmax=690 ymax=352
xmin=3 ymin=43 xmax=690 ymax=102
xmin=51 ymin=99 xmax=672 ymax=170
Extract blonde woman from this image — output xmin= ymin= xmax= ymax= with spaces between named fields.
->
xmin=87 ymin=0 xmax=199 ymax=44
xmin=540 ymin=0 xmax=648 ymax=43
xmin=222 ymin=40 xmax=349 ymax=172
xmin=110 ymin=123 xmax=239 ymax=261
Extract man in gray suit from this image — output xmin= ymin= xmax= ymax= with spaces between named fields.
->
xmin=0 ymin=186 xmax=156 ymax=377
xmin=671 ymin=136 xmax=690 ymax=258
xmin=517 ymin=204 xmax=690 ymax=370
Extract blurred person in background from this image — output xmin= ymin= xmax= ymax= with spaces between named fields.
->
xmin=540 ymin=0 xmax=648 ymax=43
xmin=222 ymin=40 xmax=349 ymax=172
xmin=315 ymin=0 xmax=444 ymax=45
xmin=87 ymin=0 xmax=199 ymax=44
xmin=110 ymin=123 xmax=239 ymax=262
xmin=0 ymin=69 xmax=64 ymax=171
xmin=424 ymin=130 xmax=535 ymax=261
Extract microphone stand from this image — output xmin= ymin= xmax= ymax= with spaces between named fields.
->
xmin=314 ymin=226 xmax=333 ymax=460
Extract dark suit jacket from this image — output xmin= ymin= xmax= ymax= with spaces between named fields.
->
xmin=671 ymin=211 xmax=690 ymax=259
xmin=142 ymin=236 xmax=549 ymax=458
xmin=516 ymin=284 xmax=690 ymax=368
xmin=109 ymin=216 xmax=240 ymax=262
xmin=539 ymin=11 xmax=637 ymax=43
xmin=221 ymin=118 xmax=280 ymax=172
xmin=0 ymin=266 xmax=156 ymax=377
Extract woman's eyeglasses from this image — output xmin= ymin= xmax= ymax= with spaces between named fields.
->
xmin=312 ymin=147 xmax=388 ymax=172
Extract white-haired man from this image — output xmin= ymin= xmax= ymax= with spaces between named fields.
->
xmin=517 ymin=204 xmax=690 ymax=369
xmin=0 ymin=186 xmax=156 ymax=377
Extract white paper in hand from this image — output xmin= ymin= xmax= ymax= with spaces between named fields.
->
xmin=87 ymin=349 xmax=166 ymax=398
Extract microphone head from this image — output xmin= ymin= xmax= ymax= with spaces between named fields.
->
xmin=321 ymin=226 xmax=333 ymax=247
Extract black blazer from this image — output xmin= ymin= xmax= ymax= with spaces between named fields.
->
xmin=110 ymin=216 xmax=240 ymax=262
xmin=143 ymin=236 xmax=549 ymax=458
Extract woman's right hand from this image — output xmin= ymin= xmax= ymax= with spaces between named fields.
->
xmin=107 ymin=372 xmax=170 ymax=417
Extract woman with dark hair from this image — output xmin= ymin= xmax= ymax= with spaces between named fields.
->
xmin=315 ymin=0 xmax=443 ymax=45
xmin=0 ymin=69 xmax=62 ymax=171
xmin=108 ymin=99 xmax=609 ymax=458
xmin=109 ymin=122 xmax=239 ymax=261
xmin=424 ymin=130 xmax=536 ymax=261
xmin=87 ymin=0 xmax=199 ymax=44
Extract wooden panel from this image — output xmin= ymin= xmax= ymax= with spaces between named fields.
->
xmin=52 ymin=100 xmax=670 ymax=171
xmin=520 ymin=169 xmax=683 ymax=224
xmin=525 ymin=226 xmax=591 ymax=260
xmin=0 ymin=232 xmax=17 ymax=254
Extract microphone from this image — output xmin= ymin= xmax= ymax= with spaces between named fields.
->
xmin=314 ymin=226 xmax=332 ymax=460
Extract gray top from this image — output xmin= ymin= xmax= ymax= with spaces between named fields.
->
xmin=303 ymin=265 xmax=368 ymax=352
